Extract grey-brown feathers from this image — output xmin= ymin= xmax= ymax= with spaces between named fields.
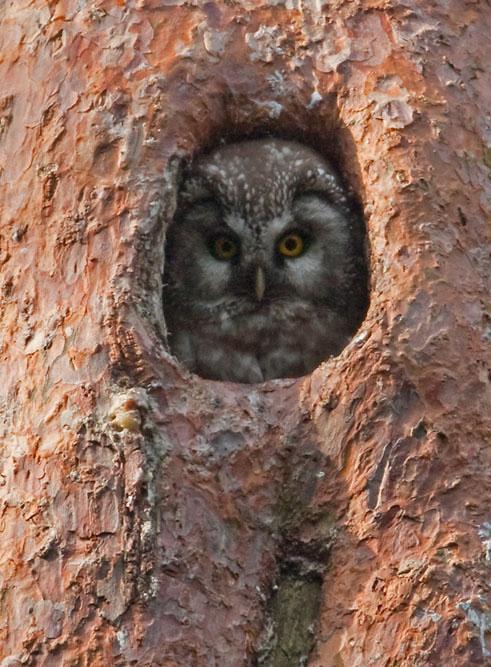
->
xmin=164 ymin=139 xmax=366 ymax=383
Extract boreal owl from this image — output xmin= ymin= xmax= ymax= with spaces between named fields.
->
xmin=163 ymin=138 xmax=366 ymax=383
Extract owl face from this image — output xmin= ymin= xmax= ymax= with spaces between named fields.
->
xmin=164 ymin=139 xmax=365 ymax=382
xmin=166 ymin=141 xmax=353 ymax=309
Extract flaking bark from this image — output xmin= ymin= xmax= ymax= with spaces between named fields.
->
xmin=0 ymin=1 xmax=490 ymax=665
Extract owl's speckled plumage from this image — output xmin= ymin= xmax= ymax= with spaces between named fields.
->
xmin=164 ymin=139 xmax=366 ymax=383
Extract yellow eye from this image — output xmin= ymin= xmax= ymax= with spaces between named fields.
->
xmin=210 ymin=236 xmax=239 ymax=261
xmin=277 ymin=232 xmax=306 ymax=258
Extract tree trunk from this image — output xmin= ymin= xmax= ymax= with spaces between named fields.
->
xmin=1 ymin=1 xmax=490 ymax=665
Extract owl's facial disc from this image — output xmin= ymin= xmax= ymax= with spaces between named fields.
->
xmin=209 ymin=218 xmax=317 ymax=304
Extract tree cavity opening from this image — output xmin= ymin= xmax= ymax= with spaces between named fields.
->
xmin=162 ymin=135 xmax=369 ymax=383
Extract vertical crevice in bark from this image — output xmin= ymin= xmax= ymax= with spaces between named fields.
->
xmin=259 ymin=572 xmax=323 ymax=667
xmin=255 ymin=440 xmax=337 ymax=666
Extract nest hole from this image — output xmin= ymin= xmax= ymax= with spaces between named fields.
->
xmin=162 ymin=129 xmax=369 ymax=384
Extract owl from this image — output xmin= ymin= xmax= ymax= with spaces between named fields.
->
xmin=163 ymin=138 xmax=366 ymax=383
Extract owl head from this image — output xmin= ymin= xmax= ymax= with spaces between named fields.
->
xmin=166 ymin=139 xmax=360 ymax=312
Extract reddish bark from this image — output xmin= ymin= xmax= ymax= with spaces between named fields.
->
xmin=0 ymin=1 xmax=490 ymax=665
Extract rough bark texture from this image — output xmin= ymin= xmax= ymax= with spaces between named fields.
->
xmin=1 ymin=1 xmax=490 ymax=665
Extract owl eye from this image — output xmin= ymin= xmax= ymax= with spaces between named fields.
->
xmin=209 ymin=235 xmax=239 ymax=261
xmin=277 ymin=232 xmax=307 ymax=258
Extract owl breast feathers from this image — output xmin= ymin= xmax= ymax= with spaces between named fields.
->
xmin=163 ymin=138 xmax=366 ymax=383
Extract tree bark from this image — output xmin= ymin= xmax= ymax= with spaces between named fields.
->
xmin=0 ymin=1 xmax=490 ymax=665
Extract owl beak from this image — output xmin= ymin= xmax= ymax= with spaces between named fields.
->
xmin=255 ymin=266 xmax=266 ymax=301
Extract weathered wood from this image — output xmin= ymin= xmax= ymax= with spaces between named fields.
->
xmin=0 ymin=1 xmax=490 ymax=664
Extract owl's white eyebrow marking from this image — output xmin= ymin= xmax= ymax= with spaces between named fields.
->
xmin=225 ymin=212 xmax=246 ymax=234
xmin=268 ymin=215 xmax=291 ymax=235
